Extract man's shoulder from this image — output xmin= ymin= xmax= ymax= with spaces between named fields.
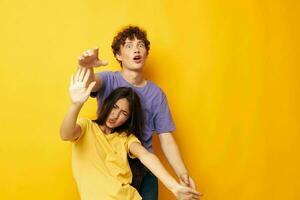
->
xmin=146 ymin=80 xmax=166 ymax=96
xmin=97 ymin=70 xmax=119 ymax=77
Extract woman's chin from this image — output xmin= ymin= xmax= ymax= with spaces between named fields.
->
xmin=105 ymin=122 xmax=115 ymax=129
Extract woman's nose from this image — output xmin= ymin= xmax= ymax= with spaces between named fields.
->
xmin=111 ymin=111 xmax=120 ymax=119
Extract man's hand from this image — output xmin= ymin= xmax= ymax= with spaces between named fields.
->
xmin=69 ymin=68 xmax=96 ymax=105
xmin=179 ymin=173 xmax=196 ymax=190
xmin=77 ymin=48 xmax=107 ymax=92
xmin=78 ymin=48 xmax=108 ymax=68
xmin=172 ymin=184 xmax=202 ymax=200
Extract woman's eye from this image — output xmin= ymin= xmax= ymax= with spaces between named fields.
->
xmin=122 ymin=112 xmax=128 ymax=117
xmin=113 ymin=104 xmax=117 ymax=109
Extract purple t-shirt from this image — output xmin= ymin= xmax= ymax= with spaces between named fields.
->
xmin=92 ymin=71 xmax=175 ymax=152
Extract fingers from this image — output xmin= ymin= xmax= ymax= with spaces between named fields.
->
xmin=86 ymin=81 xmax=96 ymax=94
xmin=180 ymin=174 xmax=197 ymax=190
xmin=74 ymin=67 xmax=88 ymax=83
xmin=179 ymin=192 xmax=201 ymax=200
xmin=83 ymin=49 xmax=93 ymax=57
xmin=82 ymin=69 xmax=90 ymax=84
xmin=182 ymin=194 xmax=200 ymax=200
xmin=180 ymin=174 xmax=190 ymax=187
xmin=182 ymin=187 xmax=202 ymax=198
xmin=82 ymin=48 xmax=96 ymax=58
xmin=78 ymin=67 xmax=86 ymax=82
xmin=75 ymin=68 xmax=81 ymax=82
xmin=189 ymin=179 xmax=196 ymax=190
xmin=93 ymin=47 xmax=99 ymax=56
xmin=187 ymin=188 xmax=201 ymax=196
xmin=78 ymin=47 xmax=108 ymax=68
xmin=93 ymin=47 xmax=108 ymax=66
xmin=99 ymin=59 xmax=108 ymax=66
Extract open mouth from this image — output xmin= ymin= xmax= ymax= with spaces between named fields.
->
xmin=133 ymin=55 xmax=142 ymax=62
xmin=108 ymin=119 xmax=116 ymax=124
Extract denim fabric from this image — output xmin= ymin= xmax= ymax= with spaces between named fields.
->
xmin=139 ymin=171 xmax=158 ymax=200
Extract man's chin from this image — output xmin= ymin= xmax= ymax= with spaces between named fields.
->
xmin=127 ymin=65 xmax=144 ymax=71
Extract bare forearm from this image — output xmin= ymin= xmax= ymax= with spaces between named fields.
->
xmin=160 ymin=133 xmax=188 ymax=177
xmin=131 ymin=142 xmax=200 ymax=198
xmin=140 ymin=152 xmax=178 ymax=192
xmin=60 ymin=103 xmax=82 ymax=140
xmin=91 ymin=74 xmax=102 ymax=92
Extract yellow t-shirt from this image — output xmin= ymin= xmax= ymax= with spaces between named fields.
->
xmin=72 ymin=118 xmax=142 ymax=200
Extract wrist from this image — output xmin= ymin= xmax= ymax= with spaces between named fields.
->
xmin=70 ymin=102 xmax=84 ymax=108
xmin=178 ymin=171 xmax=189 ymax=178
xmin=169 ymin=182 xmax=180 ymax=195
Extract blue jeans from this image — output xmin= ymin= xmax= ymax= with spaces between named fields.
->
xmin=139 ymin=171 xmax=158 ymax=200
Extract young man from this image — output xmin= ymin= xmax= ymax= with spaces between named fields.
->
xmin=77 ymin=26 xmax=201 ymax=200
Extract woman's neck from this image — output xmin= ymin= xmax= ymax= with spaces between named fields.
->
xmin=99 ymin=124 xmax=112 ymax=134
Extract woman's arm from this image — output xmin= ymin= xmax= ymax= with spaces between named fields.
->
xmin=60 ymin=103 xmax=83 ymax=141
xmin=60 ymin=68 xmax=96 ymax=141
xmin=129 ymin=142 xmax=201 ymax=200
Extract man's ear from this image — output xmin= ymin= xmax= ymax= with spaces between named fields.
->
xmin=116 ymin=53 xmax=122 ymax=62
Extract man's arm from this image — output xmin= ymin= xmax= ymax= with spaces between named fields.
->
xmin=158 ymin=132 xmax=196 ymax=189
xmin=87 ymin=69 xmax=102 ymax=93
xmin=129 ymin=142 xmax=201 ymax=200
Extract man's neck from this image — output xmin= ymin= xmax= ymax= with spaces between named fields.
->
xmin=120 ymin=69 xmax=147 ymax=87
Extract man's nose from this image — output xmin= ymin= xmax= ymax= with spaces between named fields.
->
xmin=134 ymin=46 xmax=140 ymax=53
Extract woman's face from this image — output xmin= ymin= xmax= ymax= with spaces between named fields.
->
xmin=105 ymin=98 xmax=130 ymax=129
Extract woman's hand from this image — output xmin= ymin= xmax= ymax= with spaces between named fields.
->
xmin=69 ymin=68 xmax=96 ymax=105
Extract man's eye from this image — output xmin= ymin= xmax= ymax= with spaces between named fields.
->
xmin=139 ymin=44 xmax=145 ymax=48
xmin=126 ymin=44 xmax=132 ymax=48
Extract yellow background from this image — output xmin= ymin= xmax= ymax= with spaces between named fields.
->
xmin=0 ymin=0 xmax=299 ymax=199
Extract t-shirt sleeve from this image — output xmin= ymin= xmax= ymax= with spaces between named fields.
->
xmin=126 ymin=134 xmax=141 ymax=159
xmin=73 ymin=118 xmax=89 ymax=142
xmin=153 ymin=92 xmax=176 ymax=134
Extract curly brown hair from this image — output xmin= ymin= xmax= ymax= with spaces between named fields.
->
xmin=111 ymin=26 xmax=150 ymax=64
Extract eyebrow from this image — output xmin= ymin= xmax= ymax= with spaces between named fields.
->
xmin=125 ymin=40 xmax=143 ymax=44
xmin=114 ymin=104 xmax=129 ymax=113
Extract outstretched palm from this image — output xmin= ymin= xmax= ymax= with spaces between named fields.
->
xmin=69 ymin=68 xmax=96 ymax=104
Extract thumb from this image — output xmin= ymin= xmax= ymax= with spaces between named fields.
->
xmin=93 ymin=47 xmax=99 ymax=56
xmin=180 ymin=174 xmax=190 ymax=186
xmin=86 ymin=81 xmax=96 ymax=94
xmin=94 ymin=59 xmax=108 ymax=67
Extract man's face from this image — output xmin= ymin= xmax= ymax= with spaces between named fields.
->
xmin=116 ymin=37 xmax=148 ymax=71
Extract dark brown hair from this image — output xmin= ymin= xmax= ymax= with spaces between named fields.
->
xmin=111 ymin=25 xmax=150 ymax=64
xmin=93 ymin=87 xmax=144 ymax=140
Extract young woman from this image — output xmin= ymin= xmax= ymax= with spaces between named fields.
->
xmin=60 ymin=68 xmax=200 ymax=200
